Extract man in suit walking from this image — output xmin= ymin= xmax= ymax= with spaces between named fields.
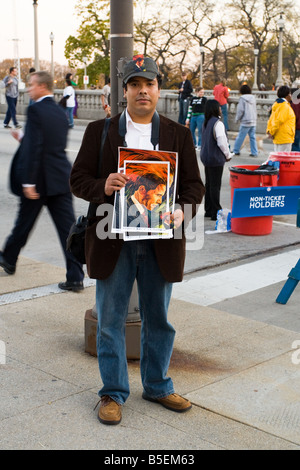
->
xmin=0 ymin=71 xmax=84 ymax=291
xmin=70 ymin=56 xmax=205 ymax=425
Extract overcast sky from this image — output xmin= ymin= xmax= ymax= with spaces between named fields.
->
xmin=0 ymin=0 xmax=81 ymax=65
xmin=1 ymin=0 xmax=299 ymax=67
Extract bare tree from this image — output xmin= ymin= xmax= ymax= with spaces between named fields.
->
xmin=227 ymin=0 xmax=296 ymax=85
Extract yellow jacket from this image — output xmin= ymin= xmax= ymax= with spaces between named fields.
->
xmin=266 ymin=99 xmax=296 ymax=144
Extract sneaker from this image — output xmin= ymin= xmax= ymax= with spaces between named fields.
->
xmin=14 ymin=124 xmax=22 ymax=129
xmin=233 ymin=152 xmax=240 ymax=156
xmin=98 ymin=396 xmax=122 ymax=425
xmin=249 ymin=154 xmax=257 ymax=157
xmin=142 ymin=392 xmax=192 ymax=413
xmin=4 ymin=124 xmax=12 ymax=129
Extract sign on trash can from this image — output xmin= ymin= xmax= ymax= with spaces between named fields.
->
xmin=229 ymin=164 xmax=279 ymax=236
xmin=232 ymin=185 xmax=300 ymax=218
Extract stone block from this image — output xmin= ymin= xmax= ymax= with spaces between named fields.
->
xmin=84 ymin=309 xmax=141 ymax=360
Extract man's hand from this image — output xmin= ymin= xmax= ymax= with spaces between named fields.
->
xmin=23 ymin=186 xmax=40 ymax=199
xmin=104 ymin=173 xmax=129 ymax=196
xmin=104 ymin=105 xmax=111 ymax=117
xmin=162 ymin=209 xmax=184 ymax=229
xmin=10 ymin=129 xmax=23 ymax=142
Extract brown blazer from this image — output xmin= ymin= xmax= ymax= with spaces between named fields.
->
xmin=70 ymin=114 xmax=205 ymax=282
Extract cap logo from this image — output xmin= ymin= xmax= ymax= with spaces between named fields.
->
xmin=133 ymin=54 xmax=147 ymax=72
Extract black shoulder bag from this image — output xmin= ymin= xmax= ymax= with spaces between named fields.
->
xmin=66 ymin=118 xmax=111 ymax=264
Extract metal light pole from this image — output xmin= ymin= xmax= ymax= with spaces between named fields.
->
xmin=199 ymin=38 xmax=204 ymax=88
xmin=110 ymin=0 xmax=140 ymax=352
xmin=12 ymin=0 xmax=21 ymax=84
xmin=83 ymin=56 xmax=87 ymax=90
xmin=49 ymin=32 xmax=54 ymax=78
xmin=253 ymin=48 xmax=259 ymax=90
xmin=110 ymin=0 xmax=133 ymax=116
xmin=275 ymin=13 xmax=285 ymax=88
xmin=33 ymin=0 xmax=39 ymax=70
xmin=86 ymin=0 xmax=140 ymax=359
xmin=12 ymin=38 xmax=21 ymax=83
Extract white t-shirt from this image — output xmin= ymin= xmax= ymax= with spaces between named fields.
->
xmin=63 ymin=85 xmax=75 ymax=107
xmin=125 ymin=109 xmax=158 ymax=150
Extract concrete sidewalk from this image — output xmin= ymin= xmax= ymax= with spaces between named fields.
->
xmin=1 ymin=256 xmax=300 ymax=450
xmin=1 ymin=115 xmax=300 ymax=450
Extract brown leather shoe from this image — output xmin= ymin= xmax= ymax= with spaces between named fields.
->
xmin=142 ymin=392 xmax=192 ymax=413
xmin=98 ymin=395 xmax=122 ymax=425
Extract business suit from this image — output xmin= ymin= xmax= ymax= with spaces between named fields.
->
xmin=2 ymin=97 xmax=83 ymax=283
xmin=70 ymin=113 xmax=204 ymax=282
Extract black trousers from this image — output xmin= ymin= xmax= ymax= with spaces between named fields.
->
xmin=204 ymin=165 xmax=224 ymax=218
xmin=3 ymin=192 xmax=84 ymax=282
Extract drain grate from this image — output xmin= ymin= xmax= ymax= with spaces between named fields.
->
xmin=0 ymin=279 xmax=96 ymax=306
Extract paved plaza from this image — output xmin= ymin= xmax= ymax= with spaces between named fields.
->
xmin=1 ymin=117 xmax=300 ymax=451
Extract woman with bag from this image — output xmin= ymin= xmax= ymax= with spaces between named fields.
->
xmin=200 ymin=99 xmax=233 ymax=220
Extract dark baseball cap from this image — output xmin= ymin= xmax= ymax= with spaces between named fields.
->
xmin=123 ymin=55 xmax=159 ymax=84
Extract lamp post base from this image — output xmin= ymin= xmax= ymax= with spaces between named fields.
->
xmin=84 ymin=309 xmax=141 ymax=360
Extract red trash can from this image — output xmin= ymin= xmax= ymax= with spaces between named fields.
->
xmin=229 ymin=165 xmax=279 ymax=236
xmin=267 ymin=152 xmax=300 ymax=186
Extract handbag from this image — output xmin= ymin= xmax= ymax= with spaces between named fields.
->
xmin=66 ymin=117 xmax=111 ymax=264
xmin=59 ymin=95 xmax=70 ymax=108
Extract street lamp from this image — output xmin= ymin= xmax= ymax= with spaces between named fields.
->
xmin=49 ymin=32 xmax=54 ymax=79
xmin=82 ymin=56 xmax=88 ymax=89
xmin=199 ymin=38 xmax=204 ymax=88
xmin=253 ymin=48 xmax=259 ymax=90
xmin=33 ymin=0 xmax=39 ymax=70
xmin=110 ymin=0 xmax=134 ymax=116
xmin=275 ymin=13 xmax=285 ymax=88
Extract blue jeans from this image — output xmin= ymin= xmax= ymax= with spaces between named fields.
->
xmin=95 ymin=240 xmax=175 ymax=405
xmin=178 ymin=98 xmax=190 ymax=125
xmin=233 ymin=125 xmax=258 ymax=155
xmin=190 ymin=114 xmax=204 ymax=147
xmin=221 ymin=104 xmax=229 ymax=131
xmin=292 ymin=129 xmax=300 ymax=151
xmin=4 ymin=96 xmax=18 ymax=126
xmin=65 ymin=107 xmax=74 ymax=128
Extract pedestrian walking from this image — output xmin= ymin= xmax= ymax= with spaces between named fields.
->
xmin=0 ymin=71 xmax=84 ymax=292
xmin=3 ymin=66 xmax=21 ymax=129
xmin=200 ymin=99 xmax=232 ymax=221
xmin=63 ymin=77 xmax=76 ymax=128
xmin=233 ymin=84 xmax=258 ymax=157
xmin=291 ymin=87 xmax=300 ymax=151
xmin=178 ymin=71 xmax=193 ymax=125
xmin=27 ymin=67 xmax=36 ymax=106
xmin=185 ymin=87 xmax=207 ymax=149
xmin=266 ymin=85 xmax=296 ymax=152
xmin=213 ymin=80 xmax=230 ymax=131
xmin=66 ymin=73 xmax=78 ymax=119
xmin=70 ymin=55 xmax=205 ymax=425
xmin=100 ymin=78 xmax=111 ymax=117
